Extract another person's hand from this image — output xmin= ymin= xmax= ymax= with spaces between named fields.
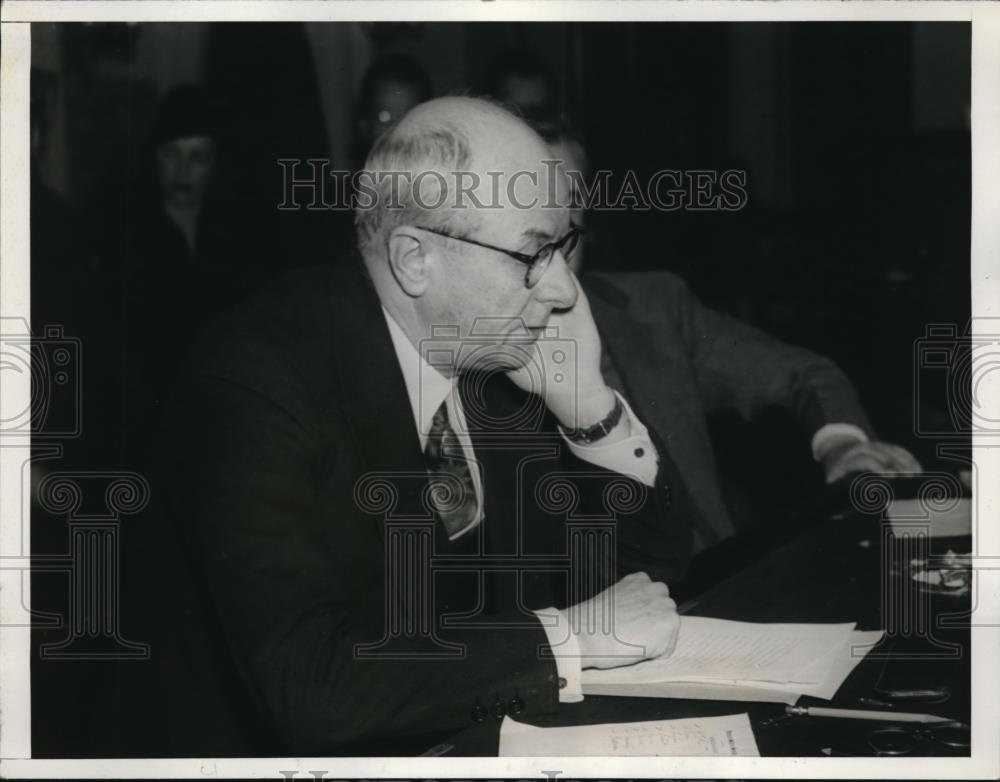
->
xmin=506 ymin=274 xmax=616 ymax=431
xmin=569 ymin=571 xmax=680 ymax=670
xmin=821 ymin=438 xmax=923 ymax=484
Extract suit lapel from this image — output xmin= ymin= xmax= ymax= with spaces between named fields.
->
xmin=328 ymin=261 xmax=431 ymax=538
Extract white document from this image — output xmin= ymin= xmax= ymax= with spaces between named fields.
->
xmin=498 ymin=713 xmax=760 ymax=757
xmin=582 ymin=615 xmax=883 ymax=704
xmin=582 ymin=632 xmax=882 ymax=704
xmin=888 ymin=497 xmax=971 ymax=538
xmin=791 ymin=629 xmax=884 ymax=699
xmin=583 ymin=616 xmax=856 ymax=686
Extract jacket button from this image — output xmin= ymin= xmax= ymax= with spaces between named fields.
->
xmin=491 ymin=695 xmax=506 ymax=720
xmin=508 ymin=696 xmax=524 ymax=715
xmin=471 ymin=704 xmax=488 ymax=723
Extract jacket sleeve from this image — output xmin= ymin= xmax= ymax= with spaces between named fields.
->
xmin=668 ymin=275 xmax=875 ymax=438
xmin=548 ymin=427 xmax=695 ymax=592
xmin=161 ymin=353 xmax=561 ymax=755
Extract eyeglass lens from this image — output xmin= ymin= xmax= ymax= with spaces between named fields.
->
xmin=868 ymin=723 xmax=970 ymax=756
xmin=527 ymin=230 xmax=581 ymax=287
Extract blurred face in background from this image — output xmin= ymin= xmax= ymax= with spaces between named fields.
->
xmin=156 ymin=135 xmax=216 ymax=211
xmin=359 ymin=79 xmax=425 ymax=147
xmin=498 ymin=75 xmax=552 ymax=116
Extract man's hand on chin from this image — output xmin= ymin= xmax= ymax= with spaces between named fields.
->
xmin=505 ymin=275 xmax=618 ymax=432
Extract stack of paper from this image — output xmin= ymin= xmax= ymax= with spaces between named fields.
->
xmin=582 ymin=616 xmax=883 ymax=704
xmin=499 ymin=713 xmax=760 ymax=757
xmin=888 ymin=497 xmax=971 ymax=538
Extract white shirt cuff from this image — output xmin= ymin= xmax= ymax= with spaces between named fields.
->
xmin=560 ymin=392 xmax=659 ymax=487
xmin=532 ymin=607 xmax=583 ymax=703
xmin=811 ymin=423 xmax=870 ymax=461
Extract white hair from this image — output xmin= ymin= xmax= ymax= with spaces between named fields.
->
xmin=354 ymin=120 xmax=477 ymax=258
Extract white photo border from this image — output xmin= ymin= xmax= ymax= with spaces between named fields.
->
xmin=1 ymin=2 xmax=998 ymax=779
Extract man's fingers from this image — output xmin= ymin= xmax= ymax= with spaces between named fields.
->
xmin=876 ymin=442 xmax=923 ymax=473
xmin=829 ymin=441 xmax=924 ymax=482
xmin=660 ymin=614 xmax=681 ymax=658
xmin=650 ymin=580 xmax=670 ymax=598
xmin=830 ymin=452 xmax=889 ymax=482
xmin=851 ymin=454 xmax=895 ymax=473
xmin=855 ymin=442 xmax=922 ymax=475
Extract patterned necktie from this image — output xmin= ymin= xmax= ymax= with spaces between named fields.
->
xmin=424 ymin=397 xmax=479 ymax=537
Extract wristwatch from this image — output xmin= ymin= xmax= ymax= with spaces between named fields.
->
xmin=564 ymin=395 xmax=624 ymax=444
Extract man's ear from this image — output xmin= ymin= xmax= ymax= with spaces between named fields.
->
xmin=386 ymin=226 xmax=432 ymax=296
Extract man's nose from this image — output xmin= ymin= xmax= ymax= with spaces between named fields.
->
xmin=533 ymin=250 xmax=578 ymax=309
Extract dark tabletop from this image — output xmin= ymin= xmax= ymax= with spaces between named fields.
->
xmin=439 ymin=496 xmax=972 ymax=757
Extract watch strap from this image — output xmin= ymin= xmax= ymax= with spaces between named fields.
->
xmin=563 ymin=394 xmax=624 ymax=444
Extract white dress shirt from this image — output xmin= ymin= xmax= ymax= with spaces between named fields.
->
xmin=811 ymin=423 xmax=869 ymax=461
xmin=382 ymin=308 xmax=660 ymax=702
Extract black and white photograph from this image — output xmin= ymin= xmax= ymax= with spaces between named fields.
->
xmin=1 ymin=2 xmax=998 ymax=779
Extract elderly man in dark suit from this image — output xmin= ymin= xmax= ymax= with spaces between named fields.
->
xmin=538 ymin=120 xmax=922 ymax=554
xmin=156 ymin=97 xmax=699 ymax=756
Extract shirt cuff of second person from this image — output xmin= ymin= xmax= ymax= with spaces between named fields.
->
xmin=811 ymin=422 xmax=870 ymax=462
xmin=559 ymin=391 xmax=659 ymax=487
xmin=532 ymin=607 xmax=584 ymax=703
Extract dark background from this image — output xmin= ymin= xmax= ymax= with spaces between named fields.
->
xmin=30 ymin=21 xmax=971 ymax=455
xmin=28 ymin=22 xmax=970 ymax=756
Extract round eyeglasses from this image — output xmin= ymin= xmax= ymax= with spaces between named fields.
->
xmin=867 ymin=721 xmax=970 ymax=756
xmin=413 ymin=223 xmax=584 ymax=288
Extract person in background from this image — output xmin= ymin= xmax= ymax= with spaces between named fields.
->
xmin=352 ymin=53 xmax=433 ymax=167
xmin=484 ymin=47 xmax=557 ymax=121
xmin=152 ymin=86 xmax=218 ymax=254
xmin=118 ymin=84 xmax=273 ymax=465
xmin=530 ymin=114 xmax=923 ymax=565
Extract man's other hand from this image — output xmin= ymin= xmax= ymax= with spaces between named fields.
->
xmin=822 ymin=438 xmax=923 ymax=484
xmin=569 ymin=571 xmax=680 ymax=670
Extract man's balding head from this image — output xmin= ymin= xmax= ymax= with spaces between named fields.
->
xmin=355 ymin=96 xmax=554 ymax=261
xmin=356 ymin=95 xmax=578 ymax=375
xmin=402 ymin=96 xmax=547 ymax=168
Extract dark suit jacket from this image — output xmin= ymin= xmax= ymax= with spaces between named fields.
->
xmin=151 ymin=260 xmax=695 ymax=756
xmin=585 ymin=271 xmax=873 ymax=551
